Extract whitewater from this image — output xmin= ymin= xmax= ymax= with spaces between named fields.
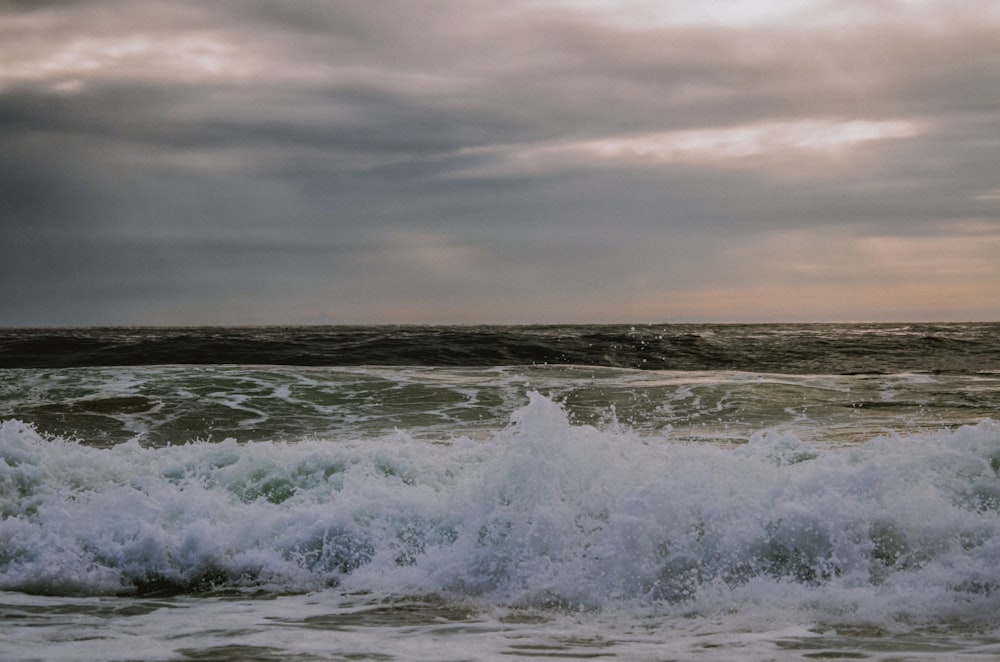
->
xmin=2 ymin=324 xmax=999 ymax=660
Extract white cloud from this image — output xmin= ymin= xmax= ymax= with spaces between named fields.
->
xmin=449 ymin=119 xmax=923 ymax=178
xmin=1 ymin=32 xmax=255 ymax=92
xmin=539 ymin=0 xmax=1000 ymax=29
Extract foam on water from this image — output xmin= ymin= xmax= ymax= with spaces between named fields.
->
xmin=10 ymin=364 xmax=997 ymax=450
xmin=2 ymin=392 xmax=1000 ymax=630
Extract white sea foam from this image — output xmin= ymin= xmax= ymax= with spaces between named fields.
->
xmin=2 ymin=393 xmax=1000 ymax=631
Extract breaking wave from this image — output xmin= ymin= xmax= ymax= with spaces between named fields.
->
xmin=3 ymin=393 xmax=1000 ymax=627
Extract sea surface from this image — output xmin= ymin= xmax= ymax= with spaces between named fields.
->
xmin=2 ymin=323 xmax=1000 ymax=661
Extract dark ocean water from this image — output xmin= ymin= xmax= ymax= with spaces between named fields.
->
xmin=2 ymin=322 xmax=997 ymax=373
xmin=2 ymin=323 xmax=1000 ymax=660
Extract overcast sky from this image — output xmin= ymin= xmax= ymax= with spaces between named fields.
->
xmin=2 ymin=0 xmax=998 ymax=325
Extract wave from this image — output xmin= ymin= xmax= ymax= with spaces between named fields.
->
xmin=3 ymin=323 xmax=999 ymax=373
xmin=3 ymin=393 xmax=1000 ymax=626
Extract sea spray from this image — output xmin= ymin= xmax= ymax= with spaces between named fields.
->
xmin=4 ymin=396 xmax=1000 ymax=628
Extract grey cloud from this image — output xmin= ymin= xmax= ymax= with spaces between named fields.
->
xmin=1 ymin=0 xmax=997 ymax=324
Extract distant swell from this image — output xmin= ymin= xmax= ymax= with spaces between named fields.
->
xmin=2 ymin=323 xmax=998 ymax=374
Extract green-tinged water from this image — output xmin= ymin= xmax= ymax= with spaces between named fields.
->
xmin=4 ymin=365 xmax=997 ymax=446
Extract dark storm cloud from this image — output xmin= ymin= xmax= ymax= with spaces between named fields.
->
xmin=1 ymin=0 xmax=998 ymax=323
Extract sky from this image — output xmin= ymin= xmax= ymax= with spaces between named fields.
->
xmin=2 ymin=0 xmax=999 ymax=325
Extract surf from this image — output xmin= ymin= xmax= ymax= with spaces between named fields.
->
xmin=3 ymin=393 xmax=1000 ymax=630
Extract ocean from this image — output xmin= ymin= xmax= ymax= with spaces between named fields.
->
xmin=2 ymin=323 xmax=999 ymax=661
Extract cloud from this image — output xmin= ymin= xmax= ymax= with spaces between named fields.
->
xmin=446 ymin=119 xmax=925 ymax=181
xmin=1 ymin=0 xmax=998 ymax=324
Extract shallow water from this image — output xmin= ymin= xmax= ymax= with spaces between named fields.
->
xmin=4 ymin=590 xmax=1000 ymax=661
